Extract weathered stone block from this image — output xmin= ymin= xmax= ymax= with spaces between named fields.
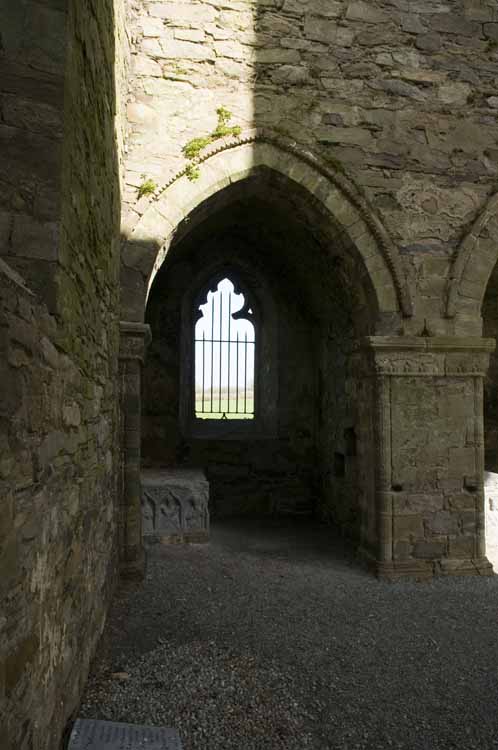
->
xmin=394 ymin=493 xmax=445 ymax=515
xmin=304 ymin=16 xmax=338 ymax=44
xmin=447 ymin=493 xmax=476 ymax=511
xmin=393 ymin=540 xmax=413 ymax=560
xmin=394 ymin=515 xmax=424 ymax=539
xmin=430 ymin=13 xmax=481 ymax=37
xmin=449 ymin=536 xmax=475 ymax=558
xmin=149 ymin=3 xmax=216 ymax=25
xmin=346 ymin=1 xmax=389 ymax=24
xmin=425 ymin=512 xmax=459 ymax=536
xmin=141 ymin=469 xmax=209 ymax=543
xmin=413 ymin=540 xmax=447 ymax=559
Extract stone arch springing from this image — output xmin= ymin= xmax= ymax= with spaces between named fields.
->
xmin=446 ymin=191 xmax=498 ymax=327
xmin=120 ymin=132 xmax=413 ymax=323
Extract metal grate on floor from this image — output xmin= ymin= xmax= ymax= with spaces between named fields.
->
xmin=67 ymin=719 xmax=183 ymax=750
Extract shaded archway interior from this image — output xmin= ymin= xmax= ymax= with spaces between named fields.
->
xmin=483 ymin=261 xmax=498 ymax=472
xmin=482 ymin=260 xmax=498 ymax=568
xmin=143 ymin=172 xmax=382 ymax=540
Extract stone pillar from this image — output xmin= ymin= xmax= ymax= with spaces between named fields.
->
xmin=119 ymin=321 xmax=151 ymax=579
xmin=373 ymin=373 xmax=394 ymax=577
xmin=363 ymin=336 xmax=495 ymax=580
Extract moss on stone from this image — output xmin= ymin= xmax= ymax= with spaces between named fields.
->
xmin=137 ymin=178 xmax=157 ymax=199
xmin=182 ymin=107 xmax=241 ymax=181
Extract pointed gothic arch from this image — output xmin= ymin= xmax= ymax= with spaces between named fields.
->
xmin=447 ymin=191 xmax=498 ymax=327
xmin=120 ymin=132 xmax=413 ymax=324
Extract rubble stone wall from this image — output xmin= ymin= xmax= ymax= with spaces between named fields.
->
xmin=0 ymin=260 xmax=118 ymax=750
xmin=0 ymin=0 xmax=66 ymax=303
xmin=122 ymin=0 xmax=498 ymax=332
xmin=0 ymin=0 xmax=132 ymax=748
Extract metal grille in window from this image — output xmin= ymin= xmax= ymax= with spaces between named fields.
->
xmin=195 ymin=277 xmax=255 ymax=420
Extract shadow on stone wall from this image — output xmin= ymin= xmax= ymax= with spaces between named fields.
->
xmin=140 ymin=161 xmax=377 ymax=536
xmin=0 ymin=0 xmax=66 ymax=305
xmin=483 ymin=262 xmax=498 ymax=472
xmin=0 ymin=1 xmax=124 ymax=749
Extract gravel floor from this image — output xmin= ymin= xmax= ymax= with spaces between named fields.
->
xmin=80 ymin=519 xmax=498 ymax=750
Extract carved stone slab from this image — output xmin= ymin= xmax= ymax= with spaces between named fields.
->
xmin=68 ymin=719 xmax=182 ymax=749
xmin=141 ymin=468 xmax=210 ymax=543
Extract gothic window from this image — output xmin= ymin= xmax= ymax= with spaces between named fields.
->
xmin=194 ymin=277 xmax=255 ymax=420
xmin=180 ymin=264 xmax=277 ymax=440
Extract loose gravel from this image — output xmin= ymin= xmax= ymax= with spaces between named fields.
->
xmin=80 ymin=519 xmax=498 ymax=750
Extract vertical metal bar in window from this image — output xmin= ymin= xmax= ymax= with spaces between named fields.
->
xmin=211 ymin=294 xmax=214 ymax=413
xmin=202 ymin=331 xmax=205 ymax=413
xmin=219 ymin=286 xmax=223 ymax=414
xmin=244 ymin=331 xmax=248 ymax=414
xmin=227 ymin=290 xmax=231 ymax=414
xmin=236 ymin=330 xmax=239 ymax=415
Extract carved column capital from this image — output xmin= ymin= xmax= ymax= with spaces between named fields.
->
xmin=119 ymin=321 xmax=152 ymax=363
xmin=361 ymin=336 xmax=495 ymax=377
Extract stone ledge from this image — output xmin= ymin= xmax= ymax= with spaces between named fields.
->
xmin=145 ymin=530 xmax=210 ymax=545
xmin=363 ymin=336 xmax=496 ymax=354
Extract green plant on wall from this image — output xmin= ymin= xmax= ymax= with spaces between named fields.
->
xmin=137 ymin=177 xmax=157 ymax=199
xmin=182 ymin=107 xmax=242 ymax=181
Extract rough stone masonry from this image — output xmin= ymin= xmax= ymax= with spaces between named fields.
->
xmin=1 ymin=1 xmax=498 ymax=749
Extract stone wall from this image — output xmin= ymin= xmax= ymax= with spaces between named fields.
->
xmin=0 ymin=0 xmax=66 ymax=304
xmin=0 ymin=261 xmax=118 ymax=750
xmin=122 ymin=0 xmax=498 ymax=332
xmin=0 ymin=0 xmax=130 ymax=748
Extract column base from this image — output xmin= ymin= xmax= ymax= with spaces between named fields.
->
xmin=120 ymin=547 xmax=147 ymax=581
xmin=373 ymin=556 xmax=494 ymax=581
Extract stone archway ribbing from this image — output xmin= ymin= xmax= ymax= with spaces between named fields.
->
xmin=121 ymin=131 xmax=413 ymax=321
xmin=447 ymin=191 xmax=498 ymax=322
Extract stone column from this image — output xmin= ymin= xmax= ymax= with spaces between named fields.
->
xmin=363 ymin=336 xmax=495 ymax=580
xmin=119 ymin=321 xmax=151 ymax=579
xmin=373 ymin=372 xmax=394 ymax=576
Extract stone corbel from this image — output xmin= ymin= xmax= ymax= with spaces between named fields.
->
xmin=362 ymin=336 xmax=495 ymax=378
xmin=119 ymin=321 xmax=152 ymax=579
xmin=119 ymin=321 xmax=152 ymax=362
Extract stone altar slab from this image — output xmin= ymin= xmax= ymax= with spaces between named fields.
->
xmin=68 ymin=719 xmax=182 ymax=749
xmin=141 ymin=468 xmax=210 ymax=544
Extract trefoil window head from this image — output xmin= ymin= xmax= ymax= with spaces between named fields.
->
xmin=194 ymin=277 xmax=255 ymax=421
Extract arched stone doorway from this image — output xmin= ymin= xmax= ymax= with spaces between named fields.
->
xmin=119 ymin=137 xmax=494 ymax=580
xmin=142 ymin=170 xmax=382 ymax=540
xmin=120 ymin=134 xmax=410 ymax=322
xmin=449 ymin=191 xmax=498 ymax=572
